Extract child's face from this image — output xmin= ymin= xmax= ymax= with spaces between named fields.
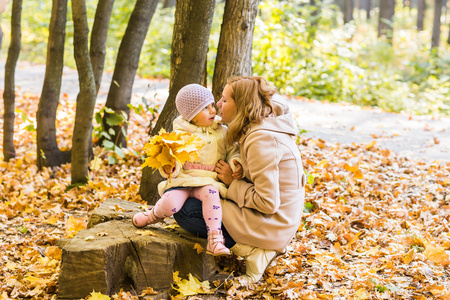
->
xmin=191 ymin=103 xmax=216 ymax=127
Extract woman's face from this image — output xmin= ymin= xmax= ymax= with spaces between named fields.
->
xmin=217 ymin=84 xmax=237 ymax=123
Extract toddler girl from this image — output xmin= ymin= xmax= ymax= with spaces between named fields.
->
xmin=133 ymin=84 xmax=242 ymax=256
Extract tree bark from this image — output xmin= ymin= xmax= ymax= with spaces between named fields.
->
xmin=139 ymin=0 xmax=215 ymax=204
xmin=102 ymin=0 xmax=158 ymax=148
xmin=71 ymin=0 xmax=97 ymax=184
xmin=378 ymin=0 xmax=395 ymax=43
xmin=343 ymin=0 xmax=354 ymax=23
xmin=36 ymin=0 xmax=70 ymax=169
xmin=90 ymin=0 xmax=115 ymax=93
xmin=417 ymin=0 xmax=425 ymax=31
xmin=2 ymin=0 xmax=22 ymax=161
xmin=211 ymin=0 xmax=259 ymax=101
xmin=431 ymin=0 xmax=442 ymax=48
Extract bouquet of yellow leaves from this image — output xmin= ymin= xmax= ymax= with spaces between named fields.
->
xmin=142 ymin=129 xmax=205 ymax=180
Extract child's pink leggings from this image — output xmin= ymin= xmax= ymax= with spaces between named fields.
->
xmin=154 ymin=185 xmax=222 ymax=232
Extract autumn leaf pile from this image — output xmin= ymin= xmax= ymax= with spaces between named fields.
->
xmin=1 ymin=90 xmax=450 ymax=299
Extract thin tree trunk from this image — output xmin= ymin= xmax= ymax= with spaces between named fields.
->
xmin=36 ymin=0 xmax=70 ymax=169
xmin=90 ymin=0 xmax=114 ymax=93
xmin=2 ymin=0 xmax=22 ymax=161
xmin=102 ymin=0 xmax=158 ymax=148
xmin=378 ymin=0 xmax=395 ymax=43
xmin=71 ymin=0 xmax=97 ymax=184
xmin=448 ymin=22 xmax=450 ymax=44
xmin=343 ymin=0 xmax=354 ymax=23
xmin=162 ymin=0 xmax=175 ymax=8
xmin=212 ymin=0 xmax=259 ymax=101
xmin=431 ymin=0 xmax=442 ymax=48
xmin=417 ymin=0 xmax=425 ymax=31
xmin=366 ymin=0 xmax=371 ymax=19
xmin=140 ymin=0 xmax=215 ymax=204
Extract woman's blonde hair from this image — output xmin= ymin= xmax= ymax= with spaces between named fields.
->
xmin=225 ymin=76 xmax=276 ymax=145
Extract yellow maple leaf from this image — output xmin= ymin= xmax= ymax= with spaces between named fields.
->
xmin=403 ymin=248 xmax=416 ymax=264
xmin=65 ymin=215 xmax=87 ymax=238
xmin=89 ymin=291 xmax=110 ymax=300
xmin=173 ymin=271 xmax=182 ymax=284
xmin=45 ymin=246 xmax=62 ymax=260
xmin=23 ymin=275 xmax=51 ymax=287
xmin=90 ymin=156 xmax=102 ymax=171
xmin=423 ymin=243 xmax=449 ymax=265
xmin=194 ymin=243 xmax=204 ymax=254
xmin=365 ymin=140 xmax=377 ymax=150
xmin=163 ymin=224 xmax=180 ymax=230
xmin=172 ymin=273 xmax=211 ymax=297
xmin=354 ymin=288 xmax=369 ymax=300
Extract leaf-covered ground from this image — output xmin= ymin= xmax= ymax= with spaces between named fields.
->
xmin=1 ymin=91 xmax=449 ymax=300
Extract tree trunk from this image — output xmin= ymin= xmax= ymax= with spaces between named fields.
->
xmin=366 ymin=0 xmax=371 ymax=19
xmin=162 ymin=0 xmax=175 ymax=8
xmin=448 ymin=21 xmax=450 ymax=44
xmin=343 ymin=0 xmax=354 ymax=23
xmin=71 ymin=0 xmax=97 ymax=184
xmin=431 ymin=0 xmax=442 ymax=48
xmin=36 ymin=0 xmax=70 ymax=169
xmin=417 ymin=0 xmax=425 ymax=31
xmin=378 ymin=0 xmax=395 ymax=43
xmin=211 ymin=0 xmax=259 ymax=101
xmin=2 ymin=0 xmax=22 ymax=162
xmin=90 ymin=0 xmax=115 ymax=93
xmin=102 ymin=0 xmax=158 ymax=148
xmin=139 ymin=0 xmax=215 ymax=204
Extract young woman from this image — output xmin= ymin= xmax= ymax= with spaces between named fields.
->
xmin=174 ymin=76 xmax=306 ymax=283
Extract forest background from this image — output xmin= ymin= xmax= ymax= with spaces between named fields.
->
xmin=1 ymin=0 xmax=450 ymax=299
xmin=2 ymin=0 xmax=449 ymax=115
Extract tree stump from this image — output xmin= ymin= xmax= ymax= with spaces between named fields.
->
xmin=57 ymin=198 xmax=217 ymax=300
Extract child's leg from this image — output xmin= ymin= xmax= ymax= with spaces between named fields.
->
xmin=192 ymin=185 xmax=230 ymax=256
xmin=132 ymin=188 xmax=192 ymax=228
xmin=154 ymin=188 xmax=192 ymax=218
xmin=192 ymin=185 xmax=222 ymax=232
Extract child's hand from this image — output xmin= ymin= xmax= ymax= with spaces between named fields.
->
xmin=232 ymin=160 xmax=243 ymax=179
xmin=162 ymin=164 xmax=175 ymax=174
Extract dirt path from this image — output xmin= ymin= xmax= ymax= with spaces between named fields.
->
xmin=1 ymin=60 xmax=449 ymax=162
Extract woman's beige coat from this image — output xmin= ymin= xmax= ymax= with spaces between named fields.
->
xmin=221 ymin=95 xmax=306 ymax=253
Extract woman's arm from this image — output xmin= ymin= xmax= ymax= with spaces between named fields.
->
xmin=220 ymin=133 xmax=281 ymax=214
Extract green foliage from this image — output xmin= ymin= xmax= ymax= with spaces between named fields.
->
xmin=1 ymin=0 xmax=449 ymax=116
xmin=370 ymin=278 xmax=401 ymax=293
xmin=93 ymin=107 xmax=128 ymax=164
xmin=251 ymin=1 xmax=450 ymax=116
xmin=17 ymin=226 xmax=28 ymax=234
xmin=65 ymin=181 xmax=87 ymax=192
xmin=303 ymin=202 xmax=314 ymax=213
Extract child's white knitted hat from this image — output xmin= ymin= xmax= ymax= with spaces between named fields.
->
xmin=175 ymin=84 xmax=214 ymax=122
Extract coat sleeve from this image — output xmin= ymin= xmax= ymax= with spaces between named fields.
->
xmin=226 ymin=132 xmax=280 ymax=214
xmin=225 ymin=142 xmax=241 ymax=171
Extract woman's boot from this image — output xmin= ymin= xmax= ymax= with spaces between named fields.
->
xmin=230 ymin=243 xmax=277 ymax=283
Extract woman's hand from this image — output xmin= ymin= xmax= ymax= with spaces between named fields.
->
xmin=232 ymin=159 xmax=243 ymax=179
xmin=215 ymin=160 xmax=234 ymax=186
